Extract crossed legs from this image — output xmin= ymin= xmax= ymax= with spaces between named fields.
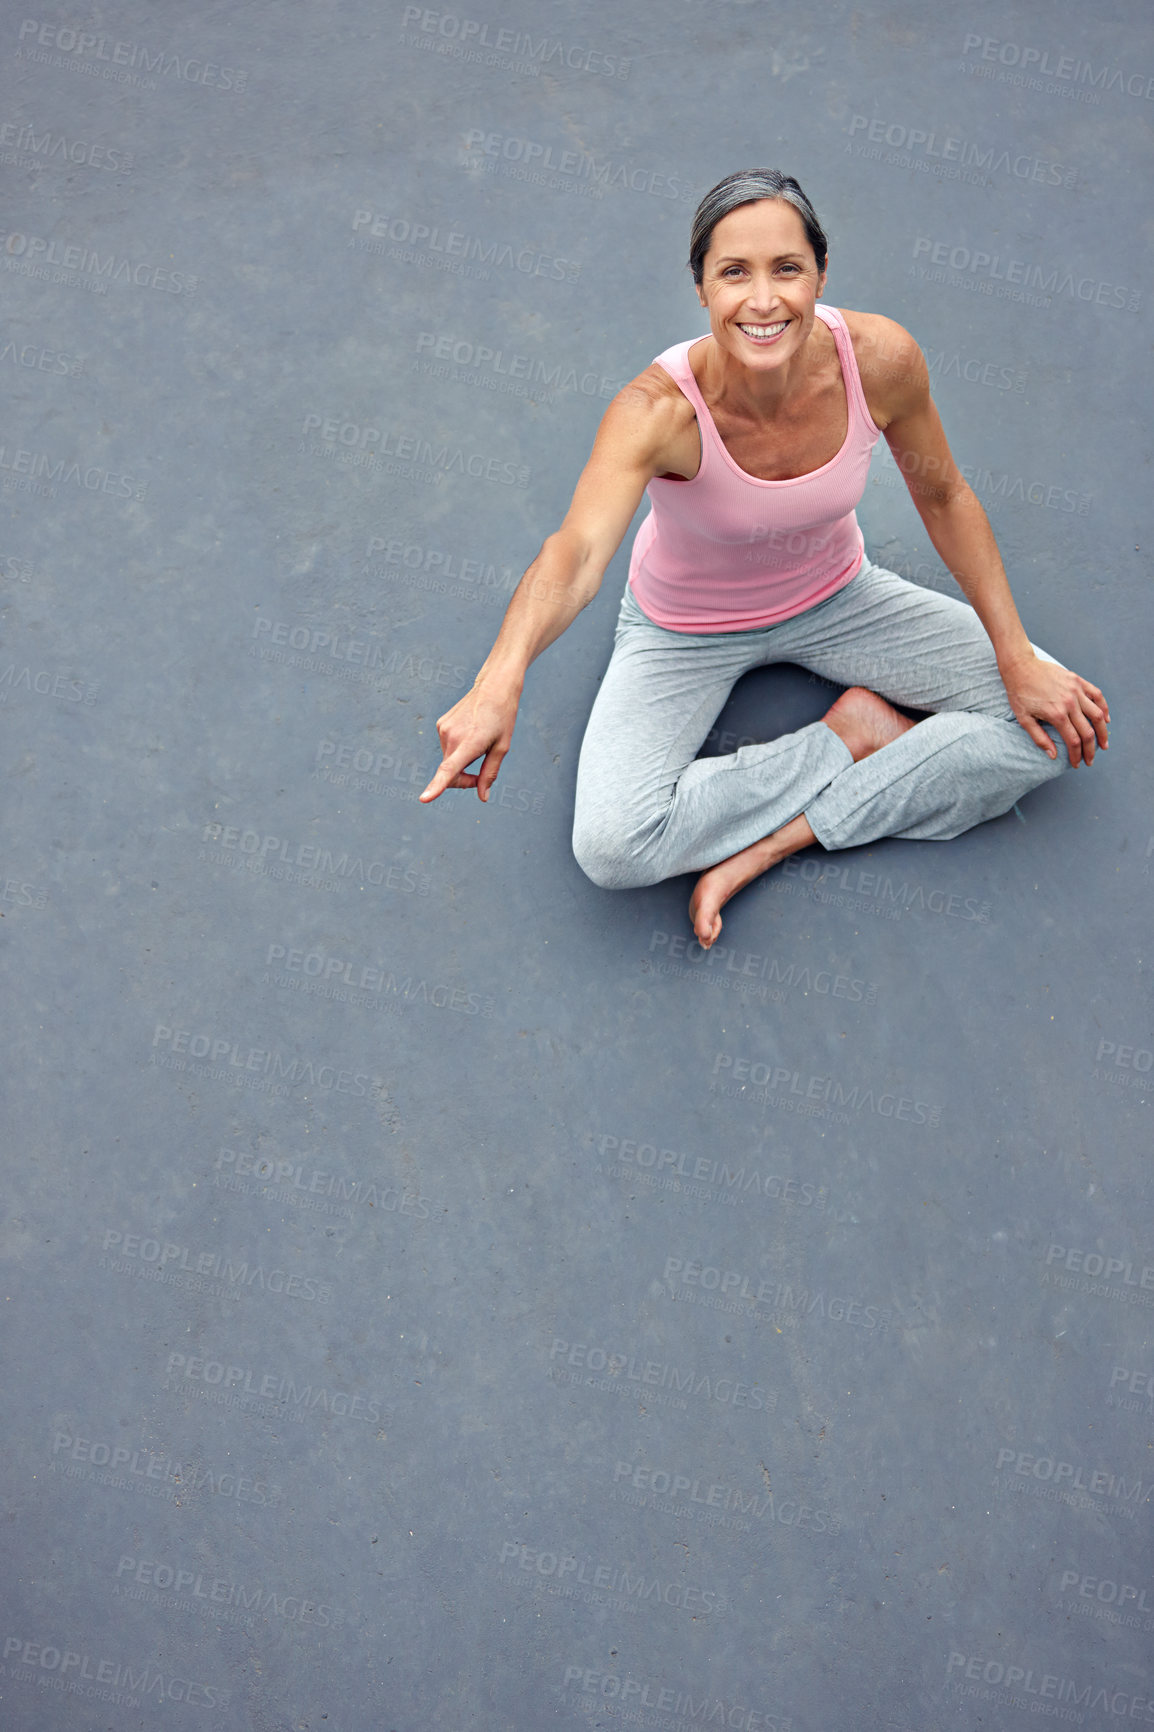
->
xmin=572 ymin=562 xmax=1069 ymax=942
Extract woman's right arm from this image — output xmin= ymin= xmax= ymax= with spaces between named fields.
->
xmin=420 ymin=375 xmax=680 ymax=803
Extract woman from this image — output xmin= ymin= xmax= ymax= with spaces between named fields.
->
xmin=420 ymin=169 xmax=1108 ymax=949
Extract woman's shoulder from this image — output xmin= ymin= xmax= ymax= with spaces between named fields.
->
xmin=836 ymin=307 xmax=922 ymax=368
xmin=582 ymin=357 xmax=701 ymax=482
xmin=607 ymin=359 xmax=700 ymax=434
xmin=835 ymin=307 xmax=927 ymax=427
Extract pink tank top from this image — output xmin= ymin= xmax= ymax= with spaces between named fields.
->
xmin=628 ymin=304 xmax=882 ymax=632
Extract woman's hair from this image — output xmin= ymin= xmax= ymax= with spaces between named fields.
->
xmin=688 ymin=170 xmax=828 ymax=285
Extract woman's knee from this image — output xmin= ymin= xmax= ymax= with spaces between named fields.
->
xmin=572 ymin=816 xmax=660 ymax=891
xmin=1025 ymin=726 xmax=1070 ymax=786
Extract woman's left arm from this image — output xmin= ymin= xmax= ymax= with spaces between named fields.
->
xmin=863 ymin=318 xmax=1109 ymax=766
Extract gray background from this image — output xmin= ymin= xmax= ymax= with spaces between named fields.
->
xmin=2 ymin=2 xmax=1151 ymax=1728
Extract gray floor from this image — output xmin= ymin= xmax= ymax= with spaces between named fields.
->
xmin=2 ymin=3 xmax=1152 ymax=1728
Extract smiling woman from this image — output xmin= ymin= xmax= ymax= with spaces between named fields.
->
xmin=421 ymin=168 xmax=1109 ymax=946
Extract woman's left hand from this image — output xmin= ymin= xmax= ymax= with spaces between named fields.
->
xmin=998 ymin=651 xmax=1110 ymax=766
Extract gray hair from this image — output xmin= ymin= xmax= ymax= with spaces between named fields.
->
xmin=688 ymin=170 xmax=828 ymax=285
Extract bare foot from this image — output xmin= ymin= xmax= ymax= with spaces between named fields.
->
xmin=823 ymin=686 xmax=916 ymax=761
xmin=689 ymin=814 xmax=816 ymax=948
xmin=687 ymin=691 xmax=918 ymax=948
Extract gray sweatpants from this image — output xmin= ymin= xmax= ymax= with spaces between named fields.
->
xmin=572 ymin=557 xmax=1068 ymax=889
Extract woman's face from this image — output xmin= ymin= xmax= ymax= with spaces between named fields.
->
xmin=697 ymin=199 xmax=827 ymax=370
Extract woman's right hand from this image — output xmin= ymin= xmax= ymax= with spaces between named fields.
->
xmin=419 ymin=680 xmax=521 ymax=803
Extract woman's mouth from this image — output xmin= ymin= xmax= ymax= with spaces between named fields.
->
xmin=737 ymin=320 xmax=789 ymax=346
